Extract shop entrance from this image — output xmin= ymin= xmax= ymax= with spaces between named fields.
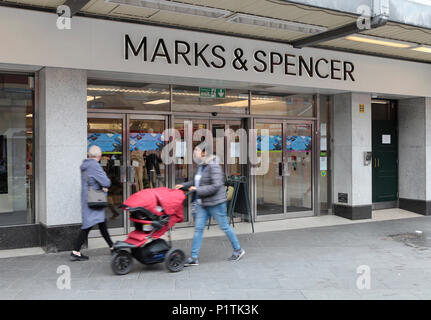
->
xmin=87 ymin=113 xmax=168 ymax=236
xmin=174 ymin=118 xmax=245 ymax=224
xmin=372 ymin=101 xmax=398 ymax=208
xmin=254 ymin=119 xmax=314 ymax=220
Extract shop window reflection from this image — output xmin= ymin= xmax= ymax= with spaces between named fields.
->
xmin=0 ymin=74 xmax=34 ymax=226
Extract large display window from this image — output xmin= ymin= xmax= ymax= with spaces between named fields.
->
xmin=0 ymin=74 xmax=34 ymax=226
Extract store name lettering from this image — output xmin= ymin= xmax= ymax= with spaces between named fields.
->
xmin=124 ymin=34 xmax=355 ymax=81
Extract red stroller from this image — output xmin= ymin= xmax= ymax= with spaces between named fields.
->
xmin=111 ymin=187 xmax=188 ymax=275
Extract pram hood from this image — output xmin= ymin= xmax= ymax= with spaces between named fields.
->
xmin=123 ymin=187 xmax=185 ymax=228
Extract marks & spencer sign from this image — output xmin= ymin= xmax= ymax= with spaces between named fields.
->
xmin=124 ymin=34 xmax=355 ymax=82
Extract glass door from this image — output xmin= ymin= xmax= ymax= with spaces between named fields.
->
xmin=174 ymin=119 xmax=209 ymax=224
xmin=174 ymin=118 xmax=245 ymax=225
xmin=87 ymin=114 xmax=168 ymax=235
xmin=87 ymin=114 xmax=127 ymax=236
xmin=284 ymin=121 xmax=313 ymax=215
xmin=126 ymin=115 xmax=168 ymax=231
xmin=255 ymin=121 xmax=284 ymax=218
xmin=254 ymin=119 xmax=314 ymax=220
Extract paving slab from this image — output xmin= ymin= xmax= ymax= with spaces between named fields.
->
xmin=2 ymin=216 xmax=431 ymax=299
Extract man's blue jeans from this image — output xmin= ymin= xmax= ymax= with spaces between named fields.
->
xmin=191 ymin=201 xmax=241 ymax=259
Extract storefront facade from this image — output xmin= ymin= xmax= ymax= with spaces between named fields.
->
xmin=1 ymin=6 xmax=431 ymax=251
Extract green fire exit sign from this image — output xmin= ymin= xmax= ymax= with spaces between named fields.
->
xmin=199 ymin=88 xmax=226 ymax=98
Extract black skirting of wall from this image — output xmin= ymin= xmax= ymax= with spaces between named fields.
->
xmin=333 ymin=204 xmax=372 ymax=220
xmin=40 ymin=224 xmax=83 ymax=253
xmin=399 ymin=198 xmax=431 ymax=216
xmin=0 ymin=223 xmax=86 ymax=252
xmin=0 ymin=224 xmax=41 ymax=250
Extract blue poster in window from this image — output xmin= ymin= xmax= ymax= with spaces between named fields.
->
xmin=129 ymin=133 xmax=164 ymax=151
xmin=257 ymin=135 xmax=282 ymax=151
xmin=87 ymin=133 xmax=122 ymax=154
xmin=286 ymin=136 xmax=312 ymax=152
xmin=257 ymin=135 xmax=311 ymax=152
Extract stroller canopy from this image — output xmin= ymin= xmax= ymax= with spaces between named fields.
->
xmin=123 ymin=187 xmax=185 ymax=228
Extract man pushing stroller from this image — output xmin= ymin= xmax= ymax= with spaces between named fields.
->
xmin=176 ymin=142 xmax=245 ymax=266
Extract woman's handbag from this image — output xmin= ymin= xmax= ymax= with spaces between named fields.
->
xmin=85 ymin=171 xmax=108 ymax=209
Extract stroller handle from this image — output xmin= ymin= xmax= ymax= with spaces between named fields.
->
xmin=184 ymin=190 xmax=196 ymax=197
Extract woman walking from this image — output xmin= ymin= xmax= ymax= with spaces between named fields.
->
xmin=71 ymin=145 xmax=114 ymax=261
xmin=176 ymin=143 xmax=245 ymax=266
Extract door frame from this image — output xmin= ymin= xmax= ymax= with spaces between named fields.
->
xmin=125 ymin=114 xmax=169 ymax=232
xmin=87 ymin=112 xmax=128 ymax=237
xmin=87 ymin=113 xmax=169 ymax=236
xmin=171 ymin=117 xmax=246 ymax=227
xmin=253 ymin=118 xmax=315 ymax=222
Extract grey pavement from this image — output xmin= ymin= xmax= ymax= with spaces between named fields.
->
xmin=3 ymin=216 xmax=431 ymax=299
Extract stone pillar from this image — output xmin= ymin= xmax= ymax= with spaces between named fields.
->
xmin=332 ymin=93 xmax=372 ymax=220
xmin=37 ymin=67 xmax=87 ymax=252
xmin=398 ymin=97 xmax=431 ymax=215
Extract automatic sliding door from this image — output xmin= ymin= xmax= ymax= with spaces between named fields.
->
xmin=87 ymin=115 xmax=126 ymax=235
xmin=128 ymin=116 xmax=167 ymax=194
xmin=255 ymin=122 xmax=284 ymax=217
xmin=254 ymin=120 xmax=314 ymax=220
xmin=284 ymin=122 xmax=313 ymax=214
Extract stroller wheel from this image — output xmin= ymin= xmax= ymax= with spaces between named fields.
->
xmin=111 ymin=250 xmax=133 ymax=275
xmin=165 ymin=248 xmax=185 ymax=273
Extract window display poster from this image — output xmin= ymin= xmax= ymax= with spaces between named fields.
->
xmin=320 ymin=137 xmax=327 ymax=151
xmin=0 ymin=135 xmax=7 ymax=194
xmin=257 ymin=135 xmax=312 ymax=152
xmin=88 ymin=133 xmax=122 ymax=154
xmin=320 ymin=157 xmax=327 ymax=171
xmin=257 ymin=135 xmax=282 ymax=151
xmin=130 ymin=133 xmax=164 ymax=151
xmin=320 ymin=123 xmax=327 ymax=136
xmin=286 ymin=136 xmax=312 ymax=152
xmin=382 ymin=134 xmax=391 ymax=144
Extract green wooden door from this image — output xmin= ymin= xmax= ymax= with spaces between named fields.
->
xmin=372 ymin=120 xmax=398 ymax=203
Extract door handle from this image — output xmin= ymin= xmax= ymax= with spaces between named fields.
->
xmin=374 ymin=158 xmax=376 ymax=168
xmin=128 ymin=166 xmax=135 ymax=183
xmin=378 ymin=158 xmax=380 ymax=168
xmin=120 ymin=166 xmax=127 ymax=183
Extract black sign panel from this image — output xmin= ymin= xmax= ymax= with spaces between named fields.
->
xmin=338 ymin=192 xmax=348 ymax=203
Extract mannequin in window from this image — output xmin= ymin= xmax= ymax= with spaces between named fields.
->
xmin=131 ymin=148 xmax=145 ymax=192
xmin=145 ymin=149 xmax=163 ymax=188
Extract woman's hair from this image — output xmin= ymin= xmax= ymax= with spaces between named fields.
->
xmin=88 ymin=145 xmax=102 ymax=158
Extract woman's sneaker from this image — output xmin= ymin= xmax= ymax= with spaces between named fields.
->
xmin=184 ymin=257 xmax=199 ymax=266
xmin=228 ymin=248 xmax=245 ymax=261
xmin=70 ymin=252 xmax=89 ymax=261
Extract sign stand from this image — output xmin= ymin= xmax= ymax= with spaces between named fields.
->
xmin=207 ymin=175 xmax=254 ymax=233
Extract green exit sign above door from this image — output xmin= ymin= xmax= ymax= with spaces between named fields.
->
xmin=199 ymin=88 xmax=226 ymax=98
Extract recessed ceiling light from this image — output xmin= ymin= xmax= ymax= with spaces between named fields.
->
xmin=408 ymin=0 xmax=431 ymax=6
xmin=105 ymin=0 xmax=231 ymax=19
xmin=411 ymin=45 xmax=431 ymax=54
xmin=345 ymin=34 xmax=416 ymax=48
xmin=144 ymin=99 xmax=170 ymax=104
xmin=227 ymin=13 xmax=327 ymax=34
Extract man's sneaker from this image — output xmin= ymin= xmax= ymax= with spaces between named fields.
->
xmin=228 ymin=248 xmax=245 ymax=261
xmin=184 ymin=257 xmax=199 ymax=266
xmin=70 ymin=252 xmax=89 ymax=261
